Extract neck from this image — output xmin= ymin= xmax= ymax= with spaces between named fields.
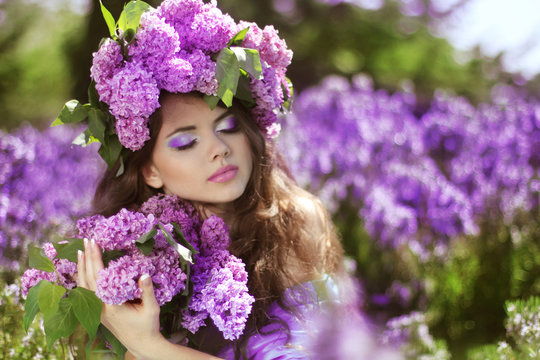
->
xmin=194 ymin=201 xmax=236 ymax=226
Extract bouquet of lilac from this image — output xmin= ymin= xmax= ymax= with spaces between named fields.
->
xmin=20 ymin=194 xmax=254 ymax=356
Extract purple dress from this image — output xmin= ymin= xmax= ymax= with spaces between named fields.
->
xmin=217 ymin=274 xmax=342 ymax=359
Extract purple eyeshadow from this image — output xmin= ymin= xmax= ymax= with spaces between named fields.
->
xmin=168 ymin=133 xmax=195 ymax=148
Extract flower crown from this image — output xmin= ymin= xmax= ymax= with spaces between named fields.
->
xmin=54 ymin=0 xmax=293 ymax=174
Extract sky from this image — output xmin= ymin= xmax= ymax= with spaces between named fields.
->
xmin=434 ymin=0 xmax=540 ymax=78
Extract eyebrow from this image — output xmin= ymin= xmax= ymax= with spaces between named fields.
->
xmin=166 ymin=109 xmax=234 ymax=138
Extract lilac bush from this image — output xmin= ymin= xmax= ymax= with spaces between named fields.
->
xmin=0 ymin=125 xmax=101 ymax=270
xmin=279 ymin=75 xmax=477 ymax=257
xmin=280 ymin=75 xmax=539 ymax=257
xmin=420 ymin=86 xmax=539 ymax=222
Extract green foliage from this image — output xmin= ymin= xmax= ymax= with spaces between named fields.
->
xmin=0 ymin=1 xmax=86 ymax=130
xmin=207 ymin=29 xmax=263 ymax=109
xmin=0 ymin=280 xmax=74 ymax=359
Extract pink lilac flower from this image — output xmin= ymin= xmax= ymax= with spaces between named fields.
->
xmin=240 ymin=21 xmax=292 ymax=69
xmin=202 ymin=266 xmax=254 ymax=340
xmin=77 ymin=208 xmax=156 ymax=251
xmin=185 ymin=5 xmax=236 ymax=54
xmin=129 ymin=11 xmax=180 ymax=74
xmin=199 ymin=215 xmax=230 ymax=254
xmin=90 ymin=39 xmax=123 ymax=104
xmin=96 ymin=251 xmax=153 ymax=304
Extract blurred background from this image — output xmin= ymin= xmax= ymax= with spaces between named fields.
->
xmin=1 ymin=0 xmax=539 ymax=359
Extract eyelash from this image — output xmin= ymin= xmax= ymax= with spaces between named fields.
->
xmin=173 ymin=139 xmax=197 ymax=151
xmin=170 ymin=118 xmax=240 ymax=151
xmin=216 ymin=117 xmax=240 ymax=134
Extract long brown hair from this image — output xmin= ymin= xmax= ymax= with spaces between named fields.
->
xmin=92 ymin=92 xmax=343 ymax=329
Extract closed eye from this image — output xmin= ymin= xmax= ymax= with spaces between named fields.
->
xmin=215 ymin=116 xmax=240 ymax=134
xmin=167 ymin=133 xmax=198 ymax=150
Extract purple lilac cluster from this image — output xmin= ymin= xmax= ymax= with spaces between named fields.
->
xmin=20 ymin=242 xmax=77 ymax=297
xmin=0 ymin=125 xmax=101 ymax=270
xmin=179 ymin=215 xmax=254 ymax=341
xmin=421 ymin=85 xmax=539 ymax=222
xmin=76 ymin=208 xmax=187 ymax=306
xmin=91 ymin=0 xmax=292 ymax=150
xmin=279 ymin=75 xmax=476 ymax=257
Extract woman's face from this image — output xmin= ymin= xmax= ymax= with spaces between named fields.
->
xmin=143 ymin=94 xmax=253 ymax=208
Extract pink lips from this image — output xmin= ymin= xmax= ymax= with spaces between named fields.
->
xmin=208 ymin=165 xmax=239 ymax=183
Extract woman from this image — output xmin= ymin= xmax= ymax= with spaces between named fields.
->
xmin=76 ymin=0 xmax=344 ymax=358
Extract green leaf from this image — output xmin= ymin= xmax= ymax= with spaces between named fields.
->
xmin=88 ymin=81 xmax=101 ymax=108
xmin=23 ymin=280 xmax=46 ymax=332
xmin=204 ymin=95 xmax=220 ymax=110
xmin=215 ymin=47 xmax=240 ymax=107
xmin=227 ymin=27 xmax=249 ymax=47
xmin=43 ymin=297 xmax=78 ymax=348
xmin=98 ymin=134 xmax=123 ymax=170
xmin=172 ymin=222 xmax=199 ymax=255
xmin=136 ymin=238 xmax=155 ymax=255
xmin=98 ymin=324 xmax=127 ymax=358
xmin=281 ymin=76 xmax=294 ymax=111
xmin=68 ymin=287 xmax=102 ymax=340
xmin=73 ymin=130 xmax=100 ymax=147
xmin=28 ymin=245 xmax=55 ymax=272
xmin=135 ymin=227 xmax=157 ymax=255
xmin=159 ymin=224 xmax=193 ymax=264
xmin=234 ymin=71 xmax=256 ymax=105
xmin=99 ymin=0 xmax=116 ymax=37
xmin=54 ymin=100 xmax=90 ymax=126
xmin=118 ymin=0 xmax=151 ymax=33
xmin=230 ymin=47 xmax=263 ymax=80
xmin=115 ymin=155 xmax=126 ymax=177
xmin=38 ymin=281 xmax=67 ymax=317
xmin=88 ymin=108 xmax=108 ymax=143
xmin=102 ymin=249 xmax=125 ymax=267
xmin=53 ymin=238 xmax=84 ymax=263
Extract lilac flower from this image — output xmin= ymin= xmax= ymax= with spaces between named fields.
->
xmin=201 ymin=266 xmax=254 ymax=340
xmin=199 ymin=215 xmax=230 ymax=254
xmin=20 ymin=242 xmax=77 ymax=297
xmin=91 ymin=39 xmax=123 ymax=103
xmin=95 ymin=247 xmax=187 ymax=306
xmin=77 ymin=208 xmax=156 ymax=251
xmin=179 ymin=215 xmax=253 ymax=339
xmin=239 ymin=21 xmax=293 ymax=69
xmin=129 ymin=11 xmax=180 ymax=74
xmin=107 ymin=62 xmax=159 ymax=150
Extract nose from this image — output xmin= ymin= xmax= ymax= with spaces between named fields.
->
xmin=209 ymin=133 xmax=231 ymax=161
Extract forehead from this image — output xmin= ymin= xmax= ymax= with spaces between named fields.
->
xmin=160 ymin=94 xmax=227 ymax=128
